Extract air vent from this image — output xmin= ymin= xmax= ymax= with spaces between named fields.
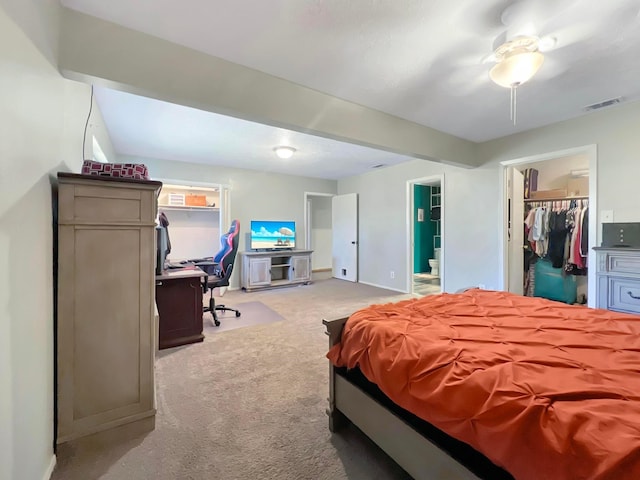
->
xmin=584 ymin=97 xmax=622 ymax=111
xmin=372 ymin=164 xmax=386 ymax=169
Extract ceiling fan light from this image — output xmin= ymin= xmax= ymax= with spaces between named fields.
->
xmin=274 ymin=146 xmax=296 ymax=159
xmin=489 ymin=51 xmax=544 ymax=88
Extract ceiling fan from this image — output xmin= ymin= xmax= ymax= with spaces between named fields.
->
xmin=483 ymin=0 xmax=640 ymax=125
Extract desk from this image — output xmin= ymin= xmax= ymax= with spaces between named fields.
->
xmin=155 ymin=267 xmax=207 ymax=349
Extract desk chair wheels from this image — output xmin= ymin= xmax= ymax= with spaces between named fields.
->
xmin=205 ymin=297 xmax=241 ymax=327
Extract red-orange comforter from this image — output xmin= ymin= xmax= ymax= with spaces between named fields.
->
xmin=327 ymin=289 xmax=640 ymax=480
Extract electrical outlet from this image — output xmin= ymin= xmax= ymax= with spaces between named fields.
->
xmin=390 ymin=271 xmax=395 ymax=279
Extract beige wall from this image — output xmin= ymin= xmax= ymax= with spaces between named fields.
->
xmin=0 ymin=2 xmax=115 ymax=479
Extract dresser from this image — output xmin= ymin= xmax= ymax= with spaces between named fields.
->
xmin=55 ymin=173 xmax=162 ymax=444
xmin=594 ymin=247 xmax=640 ymax=314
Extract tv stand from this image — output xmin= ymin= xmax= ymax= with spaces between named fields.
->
xmin=239 ymin=250 xmax=313 ymax=291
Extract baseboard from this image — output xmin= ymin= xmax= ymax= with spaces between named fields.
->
xmin=43 ymin=454 xmax=56 ymax=480
xmin=358 ymin=280 xmax=408 ymax=294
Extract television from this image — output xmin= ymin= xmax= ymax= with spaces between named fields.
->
xmin=250 ymin=220 xmax=296 ymax=250
xmin=156 ymin=225 xmax=170 ymax=274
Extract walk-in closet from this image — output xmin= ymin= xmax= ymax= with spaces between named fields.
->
xmin=509 ymin=154 xmax=590 ymax=305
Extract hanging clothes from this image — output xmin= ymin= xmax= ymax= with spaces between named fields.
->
xmin=547 ymin=210 xmax=568 ymax=268
xmin=523 ymin=199 xmax=589 ymax=296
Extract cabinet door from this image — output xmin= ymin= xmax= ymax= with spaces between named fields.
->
xmin=156 ymin=276 xmax=204 ymax=349
xmin=291 ymin=255 xmax=311 ymax=282
xmin=249 ymin=258 xmax=272 ymax=286
xmin=57 ymin=224 xmax=155 ymax=443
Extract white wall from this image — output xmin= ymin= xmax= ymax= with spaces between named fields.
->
xmin=339 ymin=100 xmax=640 ymax=294
xmin=479 ymin=101 xmax=640 ymax=229
xmin=310 ymin=196 xmax=332 ymax=270
xmin=121 ymin=155 xmax=337 ymax=287
xmin=0 ymin=2 xmax=99 ymax=479
xmin=86 ymin=93 xmax=117 ymax=163
xmin=339 ymin=161 xmax=500 ymax=293
xmin=522 ymin=154 xmax=589 ymax=191
xmin=163 ymin=210 xmax=220 ymax=261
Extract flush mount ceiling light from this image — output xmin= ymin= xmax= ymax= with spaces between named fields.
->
xmin=274 ymin=146 xmax=296 ymax=159
xmin=489 ymin=36 xmax=544 ymax=125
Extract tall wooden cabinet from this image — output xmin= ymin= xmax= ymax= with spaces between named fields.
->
xmin=55 ymin=173 xmax=162 ymax=444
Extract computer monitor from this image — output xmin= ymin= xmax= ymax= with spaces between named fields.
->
xmin=156 ymin=225 xmax=170 ymax=275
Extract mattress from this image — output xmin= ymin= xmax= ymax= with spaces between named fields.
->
xmin=327 ymin=289 xmax=640 ymax=480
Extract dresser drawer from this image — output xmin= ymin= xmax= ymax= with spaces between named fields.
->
xmin=608 ymin=277 xmax=640 ymax=315
xmin=601 ymin=252 xmax=640 ymax=275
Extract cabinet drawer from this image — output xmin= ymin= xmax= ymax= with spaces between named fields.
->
xmin=608 ymin=277 xmax=640 ymax=314
xmin=604 ymin=252 xmax=640 ymax=275
xmin=59 ymin=184 xmax=157 ymax=225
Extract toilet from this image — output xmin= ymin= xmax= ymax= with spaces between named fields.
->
xmin=428 ymin=248 xmax=441 ymax=277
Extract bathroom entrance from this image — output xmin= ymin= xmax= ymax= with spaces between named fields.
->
xmin=408 ymin=175 xmax=443 ymax=296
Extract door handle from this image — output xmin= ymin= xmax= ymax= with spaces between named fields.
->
xmin=351 ymin=241 xmax=357 ymax=245
xmin=627 ymin=291 xmax=640 ymax=300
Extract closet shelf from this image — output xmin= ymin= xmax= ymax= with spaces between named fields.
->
xmin=159 ymin=205 xmax=220 ymax=212
xmin=524 ymin=195 xmax=588 ymax=203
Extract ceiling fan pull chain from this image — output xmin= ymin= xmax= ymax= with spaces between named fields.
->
xmin=510 ymin=85 xmax=518 ymax=126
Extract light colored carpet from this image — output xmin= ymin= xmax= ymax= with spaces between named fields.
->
xmin=53 ymin=274 xmax=415 ymax=480
xmin=203 ymin=300 xmax=285 ymax=333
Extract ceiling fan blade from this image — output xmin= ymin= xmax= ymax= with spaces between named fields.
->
xmin=534 ymin=56 xmax=569 ymax=81
xmin=440 ymin=66 xmax=490 ymax=96
xmin=500 ymin=0 xmax=580 ymax=39
xmin=539 ymin=0 xmax=640 ymax=50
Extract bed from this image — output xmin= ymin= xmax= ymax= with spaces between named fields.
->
xmin=324 ymin=289 xmax=640 ymax=480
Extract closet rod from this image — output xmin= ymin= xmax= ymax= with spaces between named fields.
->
xmin=524 ymin=195 xmax=589 ymax=203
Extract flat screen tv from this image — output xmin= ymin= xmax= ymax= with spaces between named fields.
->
xmin=250 ymin=220 xmax=296 ymax=250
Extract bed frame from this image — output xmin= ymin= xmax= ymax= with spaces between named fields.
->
xmin=324 ymin=316 xmax=480 ymax=480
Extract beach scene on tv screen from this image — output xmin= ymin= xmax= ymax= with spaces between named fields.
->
xmin=251 ymin=221 xmax=296 ymax=249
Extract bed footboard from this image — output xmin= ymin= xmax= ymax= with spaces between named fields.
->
xmin=323 ymin=316 xmax=350 ymax=432
xmin=323 ymin=316 xmax=480 ymax=479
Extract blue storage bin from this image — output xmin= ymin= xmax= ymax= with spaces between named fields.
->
xmin=533 ymin=259 xmax=577 ymax=304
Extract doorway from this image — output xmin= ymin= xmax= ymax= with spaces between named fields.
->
xmin=501 ymin=145 xmax=597 ymax=307
xmin=408 ymin=175 xmax=444 ymax=296
xmin=304 ymin=192 xmax=359 ymax=283
xmin=304 ymin=192 xmax=334 ymax=280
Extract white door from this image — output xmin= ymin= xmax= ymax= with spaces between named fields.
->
xmin=332 ymin=193 xmax=358 ymax=282
xmin=507 ymin=167 xmax=525 ymax=295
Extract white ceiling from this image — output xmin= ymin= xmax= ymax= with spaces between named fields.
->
xmin=65 ymin=0 xmax=640 ymax=176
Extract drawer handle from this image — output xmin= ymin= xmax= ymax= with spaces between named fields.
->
xmin=627 ymin=291 xmax=640 ymax=300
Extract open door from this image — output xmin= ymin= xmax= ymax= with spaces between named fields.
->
xmin=507 ymin=167 xmax=525 ymax=295
xmin=332 ymin=193 xmax=358 ymax=282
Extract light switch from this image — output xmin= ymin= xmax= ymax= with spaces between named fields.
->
xmin=601 ymin=210 xmax=614 ymax=223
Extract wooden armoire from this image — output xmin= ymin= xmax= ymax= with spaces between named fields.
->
xmin=55 ymin=173 xmax=161 ymax=444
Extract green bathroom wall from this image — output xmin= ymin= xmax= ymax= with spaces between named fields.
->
xmin=413 ymin=185 xmax=435 ymax=273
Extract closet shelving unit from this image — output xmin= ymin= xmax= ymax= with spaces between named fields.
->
xmin=158 ymin=184 xmax=220 ymax=211
xmin=431 ymin=186 xmax=441 ymax=250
